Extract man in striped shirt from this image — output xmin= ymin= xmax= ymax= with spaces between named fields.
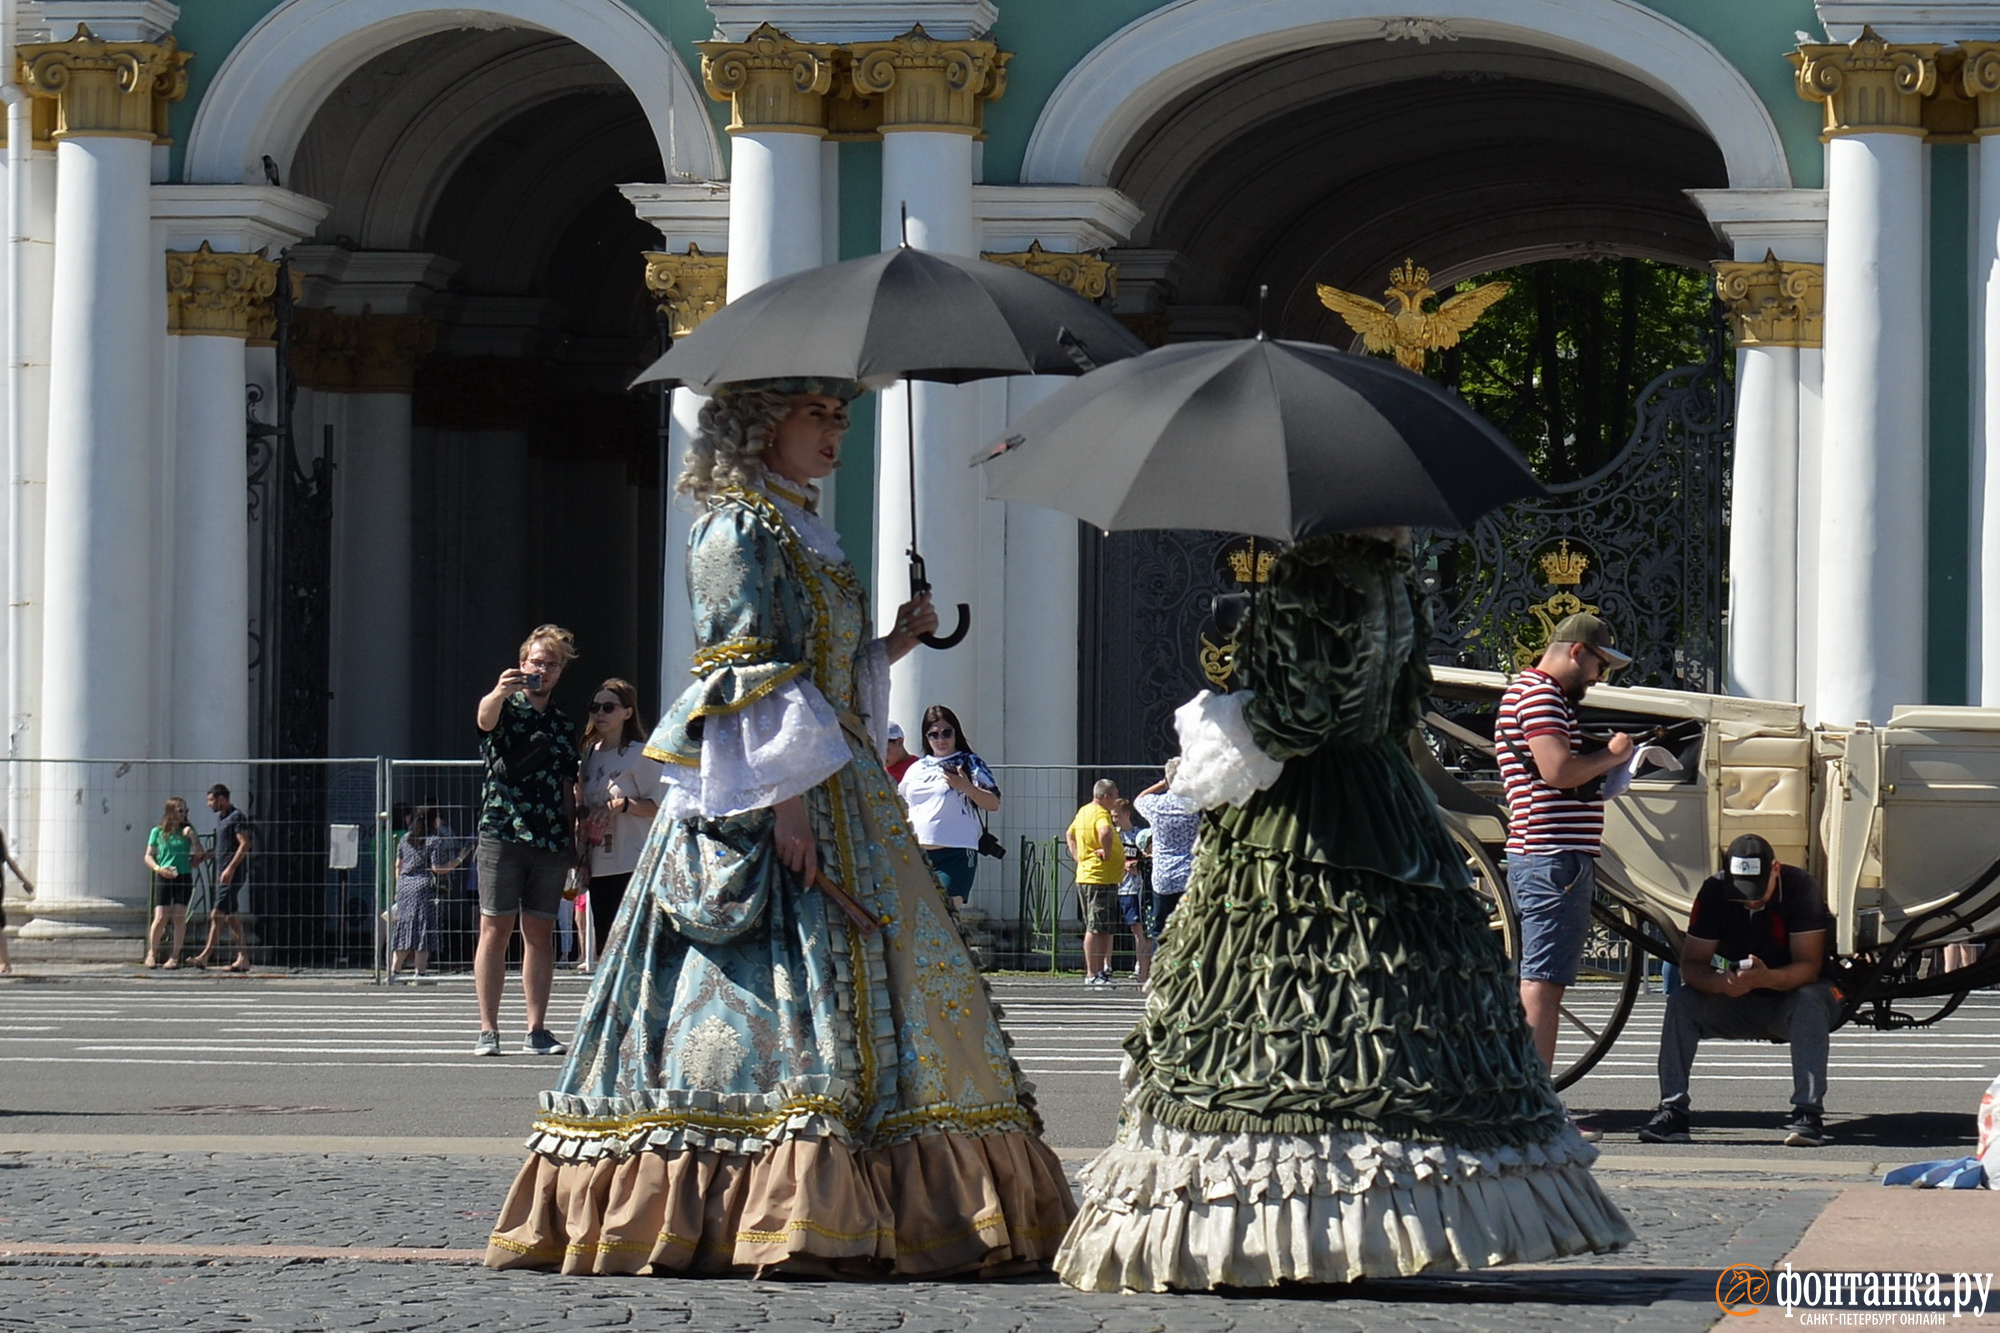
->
xmin=1496 ymin=614 xmax=1638 ymax=1105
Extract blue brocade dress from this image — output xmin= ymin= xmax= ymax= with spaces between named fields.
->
xmin=486 ymin=479 xmax=1074 ymax=1278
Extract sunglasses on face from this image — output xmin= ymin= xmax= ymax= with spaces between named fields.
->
xmin=588 ymin=701 xmax=622 ymax=714
xmin=926 ymin=729 xmax=954 ymax=739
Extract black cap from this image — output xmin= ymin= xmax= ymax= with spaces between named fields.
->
xmin=1725 ymin=834 xmax=1775 ymax=900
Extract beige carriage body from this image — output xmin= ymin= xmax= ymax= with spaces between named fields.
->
xmin=1428 ymin=666 xmax=2000 ymax=954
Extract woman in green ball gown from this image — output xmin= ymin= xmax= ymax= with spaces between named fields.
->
xmin=1055 ymin=530 xmax=1633 ymax=1292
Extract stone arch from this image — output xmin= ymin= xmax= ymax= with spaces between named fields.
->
xmin=183 ymin=0 xmax=723 ymax=186
xmin=1021 ymin=0 xmax=1791 ymax=191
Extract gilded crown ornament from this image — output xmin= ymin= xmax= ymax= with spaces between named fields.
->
xmin=1226 ymin=545 xmax=1277 ymax=584
xmin=1316 ymin=259 xmax=1509 ymax=373
xmin=1538 ymin=539 xmax=1589 ymax=587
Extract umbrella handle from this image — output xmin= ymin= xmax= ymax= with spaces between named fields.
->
xmin=908 ymin=550 xmax=971 ymax=650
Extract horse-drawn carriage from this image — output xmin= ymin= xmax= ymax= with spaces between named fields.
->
xmin=1420 ymin=666 xmax=2000 ymax=1088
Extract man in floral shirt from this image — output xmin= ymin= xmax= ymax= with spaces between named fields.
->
xmin=473 ymin=624 xmax=581 ymax=1057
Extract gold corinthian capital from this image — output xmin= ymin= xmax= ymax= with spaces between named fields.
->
xmin=165 ymin=242 xmax=280 ymax=339
xmin=1791 ymin=25 xmax=1939 ymax=138
xmin=982 ymin=241 xmax=1116 ymax=301
xmin=1958 ymin=41 xmax=2000 ymax=135
xmin=16 ymin=24 xmax=190 ymax=141
xmin=1713 ymin=251 xmax=1824 ymax=349
xmin=644 ymin=244 xmax=730 ymax=339
xmin=847 ymin=25 xmax=1008 ymax=134
xmin=699 ymin=23 xmax=839 ymax=136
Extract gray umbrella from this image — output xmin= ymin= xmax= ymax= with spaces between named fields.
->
xmin=630 ymin=245 xmax=1144 ymax=390
xmin=973 ymin=337 xmax=1545 ymax=539
xmin=632 ymin=242 xmax=1145 ymax=650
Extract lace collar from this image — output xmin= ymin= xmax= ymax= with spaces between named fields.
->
xmin=756 ymin=471 xmax=847 ymax=564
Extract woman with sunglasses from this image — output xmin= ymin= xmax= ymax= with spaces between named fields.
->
xmin=576 ymin=678 xmax=660 ymax=959
xmin=896 ymin=704 xmax=1000 ymax=906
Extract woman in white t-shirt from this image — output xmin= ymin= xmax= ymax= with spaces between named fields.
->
xmin=896 ymin=704 xmax=1000 ymax=905
xmin=577 ymin=678 xmax=662 ymax=956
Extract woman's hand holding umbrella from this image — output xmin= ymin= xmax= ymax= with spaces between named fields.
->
xmin=884 ymin=592 xmax=939 ymax=662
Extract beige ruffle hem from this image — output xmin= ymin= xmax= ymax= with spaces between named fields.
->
xmin=486 ymin=1126 xmax=1076 ymax=1278
xmin=1054 ymin=1116 xmax=1635 ymax=1292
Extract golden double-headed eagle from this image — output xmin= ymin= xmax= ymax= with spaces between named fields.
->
xmin=1316 ymin=260 xmax=1510 ymax=372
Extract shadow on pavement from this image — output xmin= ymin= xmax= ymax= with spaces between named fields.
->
xmin=1568 ymin=1108 xmax=1975 ymax=1151
xmin=1215 ymin=1267 xmax=1717 ymax=1306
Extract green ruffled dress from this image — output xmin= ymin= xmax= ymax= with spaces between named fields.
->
xmin=1054 ymin=534 xmax=1632 ymax=1292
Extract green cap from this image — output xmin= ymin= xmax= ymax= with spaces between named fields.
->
xmin=1549 ymin=612 xmax=1633 ymax=670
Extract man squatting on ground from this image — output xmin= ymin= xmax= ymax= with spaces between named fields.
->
xmin=1638 ymin=833 xmax=1839 ymax=1148
xmin=472 ymin=624 xmax=583 ymax=1058
xmin=1495 ymin=613 xmax=1636 ymax=1135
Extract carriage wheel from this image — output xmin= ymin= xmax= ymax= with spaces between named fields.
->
xmin=1449 ymin=825 xmax=1518 ymax=960
xmin=1551 ymin=897 xmax=1644 ymax=1091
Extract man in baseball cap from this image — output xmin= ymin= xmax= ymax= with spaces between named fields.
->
xmin=1547 ymin=612 xmax=1634 ymax=673
xmin=1637 ymin=834 xmax=1840 ymax=1148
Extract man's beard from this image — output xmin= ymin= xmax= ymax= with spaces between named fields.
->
xmin=1562 ymin=676 xmax=1589 ymax=702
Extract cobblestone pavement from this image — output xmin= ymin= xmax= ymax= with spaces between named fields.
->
xmin=0 ymin=1149 xmax=1839 ymax=1331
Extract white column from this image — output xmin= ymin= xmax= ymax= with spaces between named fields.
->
xmin=1002 ymin=376 xmax=1078 ymax=764
xmin=1726 ymin=342 xmax=1801 ymax=701
xmin=172 ymin=333 xmax=252 ymax=757
xmin=1817 ymin=133 xmax=1930 ymax=725
xmin=878 ymin=129 xmax=981 ymax=740
xmin=726 ymin=133 xmax=821 ymax=300
xmin=1796 ymin=344 xmax=1827 ymax=717
xmin=1979 ymin=131 xmax=2000 ymax=703
xmin=28 ymin=131 xmax=155 ymax=942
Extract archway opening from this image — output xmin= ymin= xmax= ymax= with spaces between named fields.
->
xmin=1086 ymin=38 xmax=1733 ymax=764
xmin=287 ymin=27 xmax=666 ymax=758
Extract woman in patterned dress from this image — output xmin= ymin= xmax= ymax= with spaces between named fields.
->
xmin=1054 ymin=530 xmax=1632 ymax=1291
xmin=485 ymin=378 xmax=1074 ymax=1278
xmin=390 ymin=806 xmax=464 ymax=979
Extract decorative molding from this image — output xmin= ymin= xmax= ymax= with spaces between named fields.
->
xmin=151 ymin=184 xmax=331 ymax=255
xmin=699 ymin=22 xmax=839 ymax=137
xmin=290 ymin=307 xmax=436 ymax=393
xmin=1684 ymin=188 xmax=1829 ymax=262
xmin=1791 ymin=25 xmax=1939 ymax=139
xmin=16 ymin=23 xmax=189 ymax=140
xmin=1021 ymin=0 xmax=1793 ymax=191
xmin=973 ymin=184 xmax=1143 ymax=253
xmin=982 ymin=240 xmax=1115 ymax=301
xmin=707 ymin=1 xmax=997 ymax=43
xmin=644 ymin=244 xmax=729 ymax=338
xmin=847 ymin=24 xmax=1006 ymax=135
xmin=1713 ymin=251 xmax=1824 ymax=349
xmin=620 ymin=181 xmax=731 ymax=253
xmin=1379 ymin=17 xmax=1456 ymax=43
xmin=164 ymin=241 xmax=279 ymax=339
xmin=1961 ymin=39 xmax=2000 ymax=133
xmin=37 ymin=1 xmax=180 ymax=43
xmin=1818 ymin=2 xmax=2000 ymax=45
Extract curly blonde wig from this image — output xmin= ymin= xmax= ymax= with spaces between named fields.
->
xmin=677 ymin=388 xmax=799 ymax=502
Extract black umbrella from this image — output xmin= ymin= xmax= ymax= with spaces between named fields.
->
xmin=630 ymin=245 xmax=1144 ymax=391
xmin=633 ymin=243 xmax=1145 ymax=648
xmin=973 ymin=337 xmax=1545 ymax=540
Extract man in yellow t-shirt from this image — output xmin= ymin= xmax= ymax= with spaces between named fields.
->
xmin=1066 ymin=779 xmax=1125 ymax=986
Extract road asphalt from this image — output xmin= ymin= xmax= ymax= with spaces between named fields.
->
xmin=1 ymin=969 xmax=1994 ymax=1330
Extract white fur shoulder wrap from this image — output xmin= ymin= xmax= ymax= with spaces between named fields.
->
xmin=1170 ymin=690 xmax=1284 ymax=810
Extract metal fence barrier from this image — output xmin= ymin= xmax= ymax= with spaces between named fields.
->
xmin=7 ymin=757 xmax=1171 ymax=977
xmin=9 ymin=757 xmax=384 ymax=972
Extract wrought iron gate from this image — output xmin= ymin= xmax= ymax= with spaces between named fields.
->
xmin=1413 ymin=311 xmax=1734 ymax=691
xmin=1079 ymin=311 xmax=1734 ymax=763
xmin=246 ymin=258 xmax=343 ymax=964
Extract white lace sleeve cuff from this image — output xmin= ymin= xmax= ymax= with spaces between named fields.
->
xmin=1171 ymin=690 xmax=1284 ymax=810
xmin=660 ymin=677 xmax=853 ymax=820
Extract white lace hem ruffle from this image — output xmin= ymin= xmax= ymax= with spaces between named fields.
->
xmin=1170 ymin=690 xmax=1284 ymax=810
xmin=660 ymin=677 xmax=852 ymax=821
xmin=1055 ymin=1118 xmax=1634 ymax=1292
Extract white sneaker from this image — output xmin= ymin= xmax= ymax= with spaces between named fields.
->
xmin=1083 ymin=971 xmax=1108 ymax=987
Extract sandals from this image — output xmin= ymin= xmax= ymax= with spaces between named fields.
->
xmin=143 ymin=956 xmax=159 ymax=969
xmin=161 ymin=958 xmax=180 ymax=970
xmin=226 ymin=959 xmax=251 ymax=973
xmin=188 ymin=956 xmax=210 ymax=970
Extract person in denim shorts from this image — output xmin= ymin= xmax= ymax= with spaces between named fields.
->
xmin=472 ymin=624 xmax=582 ymax=1057
xmin=1495 ymin=614 xmax=1638 ymax=1135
